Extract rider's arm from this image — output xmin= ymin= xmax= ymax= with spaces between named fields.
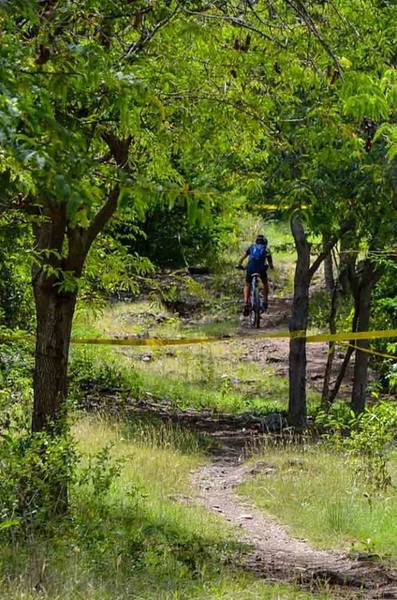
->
xmin=238 ymin=248 xmax=250 ymax=266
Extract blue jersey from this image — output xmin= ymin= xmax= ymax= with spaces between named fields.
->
xmin=246 ymin=242 xmax=268 ymax=272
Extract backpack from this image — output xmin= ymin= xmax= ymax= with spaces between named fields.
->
xmin=250 ymin=242 xmax=267 ymax=261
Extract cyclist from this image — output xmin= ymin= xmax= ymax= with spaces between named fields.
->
xmin=237 ymin=234 xmax=274 ymax=316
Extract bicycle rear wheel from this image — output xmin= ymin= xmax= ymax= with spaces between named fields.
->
xmin=251 ymin=285 xmax=261 ymax=328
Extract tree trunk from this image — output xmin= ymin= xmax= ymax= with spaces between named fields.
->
xmin=287 ymin=216 xmax=351 ymax=428
xmin=321 ymin=277 xmax=339 ymax=407
xmin=288 ymin=215 xmax=311 ymax=429
xmin=350 ymin=262 xmax=382 ymax=414
xmin=338 ymin=234 xmax=357 ymax=296
xmin=32 ymin=285 xmax=77 ymax=434
xmin=323 ymin=240 xmax=335 ymax=293
xmin=31 ymin=284 xmax=77 ymax=514
xmin=350 ymin=286 xmax=371 ymax=415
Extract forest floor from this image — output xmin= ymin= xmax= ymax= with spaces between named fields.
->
xmin=192 ymin=428 xmax=397 ymax=599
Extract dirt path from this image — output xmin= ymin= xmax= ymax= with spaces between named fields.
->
xmin=192 ymin=445 xmax=397 ymax=599
xmin=236 ymin=292 xmax=354 ymax=397
xmin=97 ymin=289 xmax=394 ymax=595
xmin=120 ymin=390 xmax=397 ymax=598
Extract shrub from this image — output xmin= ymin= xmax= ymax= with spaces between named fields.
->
xmin=316 ymin=400 xmax=397 ymax=491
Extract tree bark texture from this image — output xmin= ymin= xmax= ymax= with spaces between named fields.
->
xmin=350 ymin=261 xmax=383 ymax=414
xmin=32 ymin=286 xmax=77 ymax=433
xmin=321 ymin=277 xmax=339 ymax=407
xmin=288 ymin=215 xmax=311 ymax=429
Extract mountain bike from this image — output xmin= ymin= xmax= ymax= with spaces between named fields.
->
xmin=248 ymin=272 xmax=263 ymax=328
xmin=236 ymin=266 xmax=264 ymax=328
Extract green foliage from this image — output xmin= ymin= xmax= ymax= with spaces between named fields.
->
xmin=309 ymin=289 xmax=354 ymax=331
xmin=0 ymin=430 xmax=77 ymax=534
xmin=0 ymin=218 xmax=33 ymax=328
xmin=130 ymin=202 xmax=235 ymax=268
xmin=316 ymin=401 xmax=397 ymax=491
xmin=371 ymin=262 xmax=397 ymax=391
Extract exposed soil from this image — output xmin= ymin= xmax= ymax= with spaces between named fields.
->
xmin=105 ymin=391 xmax=397 ymax=598
xmin=87 ymin=387 xmax=397 ymax=598
xmin=238 ymin=293 xmax=354 ymax=397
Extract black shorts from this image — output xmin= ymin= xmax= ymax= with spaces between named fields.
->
xmin=246 ymin=269 xmax=268 ymax=284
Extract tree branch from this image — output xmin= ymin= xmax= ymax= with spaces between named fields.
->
xmin=284 ymin=0 xmax=343 ymax=76
xmin=124 ymin=6 xmax=179 ymax=59
xmin=309 ymin=221 xmax=353 ymax=278
xmin=84 ymin=185 xmax=120 ymax=252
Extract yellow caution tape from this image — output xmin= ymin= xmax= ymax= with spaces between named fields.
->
xmin=1 ymin=328 xmax=397 ymax=349
xmin=346 ymin=343 xmax=397 ymax=361
xmin=303 ymin=329 xmax=397 ymax=343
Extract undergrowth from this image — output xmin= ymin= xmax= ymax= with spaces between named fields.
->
xmin=68 ymin=342 xmax=321 ymax=415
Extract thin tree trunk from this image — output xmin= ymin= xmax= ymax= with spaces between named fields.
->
xmin=323 ymin=239 xmax=335 ymax=293
xmin=351 ymin=262 xmax=382 ymax=414
xmin=288 ymin=215 xmax=311 ymax=429
xmin=287 ymin=216 xmax=352 ymax=427
xmin=338 ymin=234 xmax=356 ymax=296
xmin=321 ymin=276 xmax=339 ymax=407
xmin=351 ymin=286 xmax=371 ymax=415
xmin=327 ymin=302 xmax=359 ymax=404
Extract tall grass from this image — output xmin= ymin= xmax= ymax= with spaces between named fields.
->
xmin=240 ymin=444 xmax=397 ymax=557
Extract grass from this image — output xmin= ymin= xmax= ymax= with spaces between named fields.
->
xmin=69 ymin=337 xmax=321 ymax=416
xmin=239 ymin=444 xmax=397 ymax=558
xmin=68 ymin=215 xmax=303 ymax=416
xmin=71 ymin=281 xmax=321 ymax=416
xmin=0 ymin=415 xmax=332 ymax=600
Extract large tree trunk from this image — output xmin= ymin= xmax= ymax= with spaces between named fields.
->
xmin=31 ymin=283 xmax=77 ymax=514
xmin=288 ymin=215 xmax=311 ymax=429
xmin=32 ymin=286 xmax=77 ymax=434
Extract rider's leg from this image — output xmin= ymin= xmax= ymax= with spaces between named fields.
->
xmin=243 ymin=274 xmax=251 ymax=315
xmin=244 ymin=283 xmax=250 ymax=304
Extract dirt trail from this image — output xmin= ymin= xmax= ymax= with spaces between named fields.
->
xmin=122 ymin=393 xmax=397 ymax=598
xmin=193 ymin=445 xmax=397 ymax=599
xmin=237 ymin=293 xmax=354 ymax=397
xmin=187 ymin=294 xmax=396 ymax=598
xmin=100 ymin=287 xmax=395 ymax=596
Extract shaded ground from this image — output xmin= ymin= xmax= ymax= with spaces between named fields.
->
xmin=77 ymin=269 xmax=391 ymax=596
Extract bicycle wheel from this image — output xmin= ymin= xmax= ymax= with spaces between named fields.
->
xmin=250 ymin=282 xmax=261 ymax=328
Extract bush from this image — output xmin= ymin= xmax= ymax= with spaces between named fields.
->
xmin=316 ymin=400 xmax=397 ymax=491
xmin=0 ymin=430 xmax=78 ymax=536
